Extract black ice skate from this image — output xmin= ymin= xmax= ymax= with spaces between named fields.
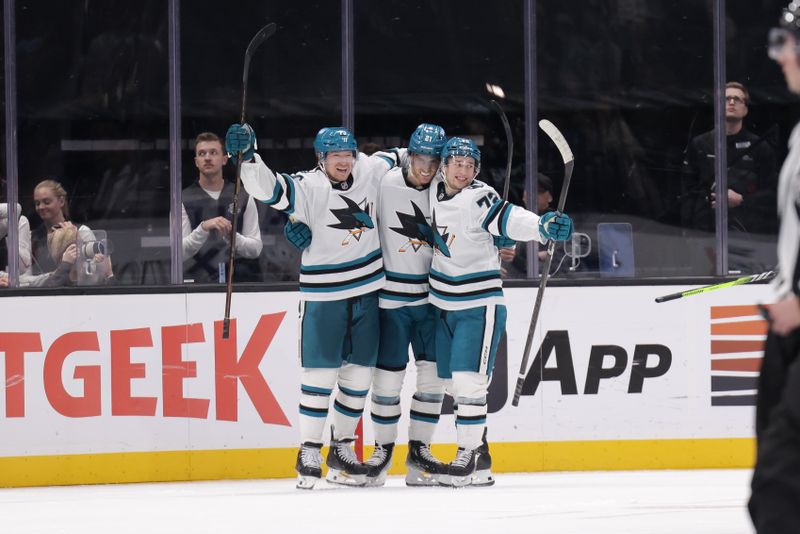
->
xmin=472 ymin=427 xmax=495 ymax=486
xmin=326 ymin=430 xmax=369 ymax=487
xmin=438 ymin=447 xmax=477 ymax=488
xmin=364 ymin=442 xmax=394 ymax=487
xmin=405 ymin=440 xmax=447 ymax=486
xmin=295 ymin=442 xmax=323 ymax=490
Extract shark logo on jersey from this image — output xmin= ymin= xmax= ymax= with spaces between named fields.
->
xmin=329 ymin=195 xmax=375 ymax=245
xmin=430 ymin=208 xmax=453 ymax=257
xmin=389 ymin=201 xmax=434 ymax=253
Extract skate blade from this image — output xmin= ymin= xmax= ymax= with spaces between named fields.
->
xmin=364 ymin=472 xmax=388 ymax=487
xmin=437 ymin=474 xmax=472 ymax=488
xmin=471 ymin=469 xmax=495 ymax=487
xmin=405 ymin=466 xmax=441 ymax=487
xmin=296 ymin=474 xmax=319 ymax=490
xmin=326 ymin=468 xmax=367 ymax=487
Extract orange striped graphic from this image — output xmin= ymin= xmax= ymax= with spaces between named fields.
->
xmin=711 ymin=340 xmax=765 ymax=354
xmin=710 ymin=320 xmax=768 ymax=336
xmin=711 ymin=305 xmax=761 ymax=319
xmin=711 ymin=357 xmax=762 ymax=372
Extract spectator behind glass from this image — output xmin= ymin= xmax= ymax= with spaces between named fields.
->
xmin=502 ymin=173 xmax=562 ymax=278
xmin=30 ymin=179 xmax=113 ymax=285
xmin=181 ymin=132 xmax=263 ymax=283
xmin=680 ymin=82 xmax=779 ymax=270
xmin=0 ymin=178 xmax=33 ymax=288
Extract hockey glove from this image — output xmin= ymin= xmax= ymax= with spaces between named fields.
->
xmin=225 ymin=123 xmax=257 ymax=164
xmin=538 ymin=211 xmax=573 ymax=241
xmin=284 ymin=220 xmax=312 ymax=251
xmin=493 ymin=235 xmax=517 ymax=249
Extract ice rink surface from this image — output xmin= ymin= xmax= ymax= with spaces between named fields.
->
xmin=1 ymin=469 xmax=754 ymax=534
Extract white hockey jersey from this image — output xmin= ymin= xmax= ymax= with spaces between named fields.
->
xmin=428 ymin=176 xmax=546 ymax=311
xmin=240 ymin=152 xmax=397 ymax=301
xmin=774 ymin=123 xmax=800 ymax=298
xmin=377 ymin=166 xmax=434 ymax=309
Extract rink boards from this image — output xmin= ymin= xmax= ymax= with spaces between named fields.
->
xmin=0 ymin=284 xmax=771 ymax=486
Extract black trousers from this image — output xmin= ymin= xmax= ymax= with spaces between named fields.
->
xmin=750 ymin=329 xmax=800 ymax=533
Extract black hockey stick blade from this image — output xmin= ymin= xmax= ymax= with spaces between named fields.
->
xmin=512 ymin=119 xmax=574 ymax=407
xmin=654 ymin=270 xmax=777 ymax=303
xmin=223 ymin=22 xmax=277 ymax=339
xmin=489 ymin=100 xmax=514 ymax=201
xmin=240 ymin=22 xmax=277 ymax=122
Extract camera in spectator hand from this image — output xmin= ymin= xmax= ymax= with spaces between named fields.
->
xmin=81 ymin=240 xmax=105 ymax=258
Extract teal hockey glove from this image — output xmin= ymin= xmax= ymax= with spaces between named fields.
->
xmin=493 ymin=235 xmax=517 ymax=249
xmin=284 ymin=220 xmax=312 ymax=251
xmin=225 ymin=123 xmax=256 ymax=164
xmin=538 ymin=211 xmax=573 ymax=241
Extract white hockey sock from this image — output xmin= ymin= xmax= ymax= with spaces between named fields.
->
xmin=298 ymin=367 xmax=338 ymax=444
xmin=332 ymin=363 xmax=373 ymax=439
xmin=370 ymin=367 xmax=406 ymax=445
xmin=408 ymin=360 xmax=446 ymax=443
xmin=455 ymin=401 xmax=486 ymax=450
xmin=451 ymin=371 xmax=489 ymax=450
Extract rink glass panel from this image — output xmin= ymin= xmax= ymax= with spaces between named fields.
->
xmin=0 ymin=0 xmax=792 ymax=292
xmin=11 ymin=1 xmax=170 ymax=285
xmin=180 ymin=0 xmax=341 ymax=284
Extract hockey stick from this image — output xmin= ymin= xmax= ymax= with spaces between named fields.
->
xmin=489 ymin=100 xmax=514 ymax=201
xmin=511 ymin=119 xmax=574 ymax=407
xmin=654 ymin=270 xmax=777 ymax=303
xmin=223 ymin=22 xmax=277 ymax=339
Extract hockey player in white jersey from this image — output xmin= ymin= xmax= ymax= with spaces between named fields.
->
xmin=428 ymin=137 xmax=573 ymax=487
xmin=225 ymin=123 xmax=398 ymax=489
xmin=361 ymin=124 xmax=450 ymax=487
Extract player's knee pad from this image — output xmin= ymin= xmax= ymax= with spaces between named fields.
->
xmin=338 ymin=362 xmax=373 ymax=392
xmin=415 ymin=360 xmax=446 ymax=398
xmin=451 ymin=371 xmax=489 ymax=405
xmin=301 ymin=367 xmax=339 ymax=390
xmin=371 ymin=367 xmax=406 ymax=403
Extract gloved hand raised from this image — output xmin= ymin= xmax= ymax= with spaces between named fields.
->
xmin=284 ymin=219 xmax=312 ymax=251
xmin=538 ymin=211 xmax=573 ymax=241
xmin=225 ymin=123 xmax=257 ymax=164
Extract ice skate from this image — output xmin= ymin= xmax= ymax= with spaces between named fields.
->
xmin=472 ymin=427 xmax=495 ymax=486
xmin=438 ymin=447 xmax=477 ymax=488
xmin=405 ymin=440 xmax=447 ymax=486
xmin=364 ymin=442 xmax=394 ymax=487
xmin=295 ymin=442 xmax=323 ymax=490
xmin=326 ymin=431 xmax=368 ymax=487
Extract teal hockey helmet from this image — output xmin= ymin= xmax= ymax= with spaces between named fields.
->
xmin=440 ymin=136 xmax=481 ymax=164
xmin=408 ymin=123 xmax=446 ymax=157
xmin=313 ymin=127 xmax=357 ymax=157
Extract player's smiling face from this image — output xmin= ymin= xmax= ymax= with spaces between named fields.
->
xmin=442 ymin=155 xmax=477 ymax=194
xmin=408 ymin=154 xmax=440 ymax=186
xmin=321 ymin=150 xmax=355 ymax=182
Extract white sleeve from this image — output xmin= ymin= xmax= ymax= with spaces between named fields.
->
xmin=0 ymin=203 xmax=22 ymax=240
xmin=18 ymin=216 xmax=32 ymax=273
xmin=234 ymin=196 xmax=263 ymax=258
xmin=240 ymin=154 xmax=289 ymax=205
xmin=181 ymin=204 xmax=210 ymax=258
xmin=475 ymin=195 xmax=545 ymax=244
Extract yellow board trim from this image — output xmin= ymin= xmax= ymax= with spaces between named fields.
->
xmin=0 ymin=438 xmax=755 ymax=488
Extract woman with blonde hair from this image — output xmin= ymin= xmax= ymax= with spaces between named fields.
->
xmin=28 ymin=179 xmax=112 ymax=285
